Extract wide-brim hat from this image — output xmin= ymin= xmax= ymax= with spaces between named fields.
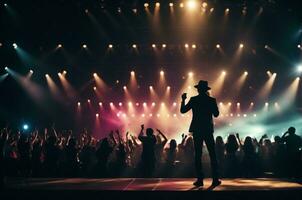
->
xmin=194 ymin=80 xmax=211 ymax=90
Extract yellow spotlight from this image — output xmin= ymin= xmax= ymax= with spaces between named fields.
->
xmin=160 ymin=70 xmax=164 ymax=76
xmin=162 ymin=44 xmax=166 ymax=48
xmin=152 ymin=44 xmax=156 ymax=48
xmin=216 ymin=44 xmax=220 ymax=48
xmin=161 ymin=102 xmax=165 ymax=106
xmin=188 ymin=72 xmax=194 ymax=77
xmin=192 ymin=44 xmax=196 ymax=49
xmin=108 ymin=44 xmax=113 ymax=48
xmin=187 ymin=0 xmax=197 ymax=10
xmin=210 ymin=8 xmax=214 ymax=12
xmin=144 ymin=3 xmax=149 ymax=8
xmin=132 ymin=44 xmax=137 ymax=48
xmin=155 ymin=2 xmax=160 ymax=7
xmin=128 ymin=102 xmax=132 ymax=106
xmin=228 ymin=102 xmax=232 ymax=106
xmin=185 ymin=43 xmax=189 ymax=48
xmin=202 ymin=2 xmax=207 ymax=8
xmin=244 ymin=71 xmax=248 ymax=75
xmin=225 ymin=8 xmax=230 ymax=13
xmin=169 ymin=3 xmax=173 ymax=7
xmin=239 ymin=43 xmax=244 ymax=48
xmin=82 ymin=44 xmax=87 ymax=49
xmin=131 ymin=71 xmax=135 ymax=76
xmin=222 ymin=71 xmax=226 ymax=75
xmin=180 ymin=3 xmax=184 ymax=8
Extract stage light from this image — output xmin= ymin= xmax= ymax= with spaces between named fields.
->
xmin=93 ymin=73 xmax=97 ymax=77
xmin=142 ymin=114 xmax=145 ymax=117
xmin=93 ymin=87 xmax=97 ymax=90
xmin=167 ymin=86 xmax=171 ymax=90
xmin=58 ymin=72 xmax=62 ymax=76
xmin=216 ymin=44 xmax=220 ymax=48
xmin=162 ymin=44 xmax=166 ymax=48
xmin=298 ymin=44 xmax=301 ymax=49
xmin=45 ymin=74 xmax=49 ymax=77
xmin=131 ymin=71 xmax=135 ymax=76
xmin=210 ymin=8 xmax=214 ymax=12
xmin=136 ymin=102 xmax=139 ymax=106
xmin=180 ymin=3 xmax=184 ymax=8
xmin=128 ymin=102 xmax=132 ymax=106
xmin=253 ymin=114 xmax=257 ymax=117
xmin=123 ymin=86 xmax=127 ymax=90
xmin=225 ymin=8 xmax=230 ymax=13
xmin=152 ymin=44 xmax=156 ymax=48
xmin=155 ymin=2 xmax=160 ymax=7
xmin=219 ymin=102 xmax=223 ymax=106
xmin=243 ymin=114 xmax=247 ymax=118
xmin=250 ymin=102 xmax=254 ymax=106
xmin=82 ymin=44 xmax=87 ymax=49
xmin=192 ymin=44 xmax=196 ymax=48
xmin=187 ymin=0 xmax=197 ymax=10
xmin=266 ymin=70 xmax=271 ymax=76
xmin=57 ymin=44 xmax=62 ymax=48
xmin=230 ymin=113 xmax=233 ymax=117
xmin=297 ymin=65 xmax=302 ymax=73
xmin=87 ymin=99 xmax=91 ymax=103
xmin=149 ymin=114 xmax=153 ymax=117
xmin=244 ymin=71 xmax=248 ymax=75
xmin=132 ymin=44 xmax=137 ymax=48
xmin=265 ymin=45 xmax=269 ymax=49
xmin=13 ymin=43 xmax=17 ymax=49
xmin=23 ymin=124 xmax=29 ymax=131
xmin=119 ymin=102 xmax=123 ymax=106
xmin=99 ymin=102 xmax=102 ymax=106
xmin=265 ymin=102 xmax=269 ymax=106
xmin=161 ymin=102 xmax=165 ymax=106
xmin=228 ymin=102 xmax=232 ymax=106
xmin=173 ymin=102 xmax=177 ymax=106
xmin=63 ymin=70 xmax=67 ymax=75
xmin=110 ymin=102 xmax=114 ymax=106
xmin=77 ymin=102 xmax=81 ymax=106
xmin=237 ymin=102 xmax=240 ymax=106
xmin=4 ymin=3 xmax=7 ymax=7
xmin=152 ymin=102 xmax=156 ymax=106
xmin=29 ymin=70 xmax=33 ymax=74
xmin=185 ymin=43 xmax=189 ymax=48
xmin=222 ymin=71 xmax=226 ymax=75
xmin=108 ymin=44 xmax=113 ymax=48
xmin=96 ymin=113 xmax=99 ymax=117
xmin=160 ymin=70 xmax=164 ymax=76
xmin=273 ymin=73 xmax=277 ymax=76
xmin=4 ymin=66 xmax=8 ymax=71
xmin=149 ymin=86 xmax=153 ymax=90
xmin=143 ymin=102 xmax=147 ymax=106
xmin=144 ymin=3 xmax=149 ymax=8
xmin=169 ymin=3 xmax=173 ymax=7
xmin=239 ymin=43 xmax=244 ymax=48
xmin=188 ymin=72 xmax=194 ymax=77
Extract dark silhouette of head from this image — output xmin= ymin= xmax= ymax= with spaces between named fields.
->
xmin=215 ymin=136 xmax=224 ymax=146
xmin=274 ymin=136 xmax=281 ymax=143
xmin=288 ymin=127 xmax=296 ymax=135
xmin=146 ymin=128 xmax=154 ymax=137
xmin=170 ymin=139 xmax=177 ymax=150
xmin=194 ymin=80 xmax=211 ymax=94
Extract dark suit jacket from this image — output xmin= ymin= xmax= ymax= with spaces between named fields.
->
xmin=180 ymin=93 xmax=219 ymax=133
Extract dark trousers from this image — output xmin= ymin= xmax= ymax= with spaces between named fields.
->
xmin=193 ymin=133 xmax=219 ymax=180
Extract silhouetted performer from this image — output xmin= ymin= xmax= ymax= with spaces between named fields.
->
xmin=180 ymin=80 xmax=221 ymax=187
xmin=281 ymin=127 xmax=302 ymax=179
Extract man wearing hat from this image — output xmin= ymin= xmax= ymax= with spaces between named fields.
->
xmin=180 ymin=80 xmax=221 ymax=187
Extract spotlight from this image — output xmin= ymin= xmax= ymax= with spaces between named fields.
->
xmin=219 ymin=102 xmax=223 ymax=106
xmin=298 ymin=44 xmax=301 ymax=49
xmin=132 ymin=44 xmax=137 ymax=48
xmin=228 ymin=102 xmax=232 ymax=106
xmin=96 ymin=113 xmax=99 ymax=117
xmin=4 ymin=3 xmax=7 ymax=7
xmin=110 ymin=102 xmax=114 ymax=106
xmin=202 ymin=2 xmax=207 ymax=8
xmin=216 ymin=44 xmax=220 ymax=48
xmin=63 ymin=70 xmax=67 ymax=75
xmin=169 ymin=3 xmax=173 ymax=7
xmin=237 ymin=103 xmax=240 ymax=106
xmin=253 ymin=114 xmax=257 ymax=117
xmin=297 ymin=65 xmax=302 ymax=73
xmin=152 ymin=44 xmax=156 ymax=48
xmin=250 ymin=102 xmax=254 ymax=106
xmin=29 ymin=70 xmax=33 ymax=74
xmin=99 ymin=102 xmax=102 ymax=106
xmin=225 ymin=8 xmax=230 ymax=13
xmin=13 ymin=43 xmax=17 ymax=49
xmin=265 ymin=102 xmax=269 ymax=106
xmin=144 ymin=3 xmax=149 ymax=8
xmin=160 ymin=70 xmax=164 ymax=76
xmin=23 ymin=124 xmax=29 ymax=131
xmin=143 ymin=102 xmax=147 ymax=106
xmin=58 ymin=72 xmax=62 ymax=76
xmin=162 ymin=44 xmax=166 ymax=48
xmin=152 ymin=102 xmax=156 ymax=106
xmin=77 ymin=102 xmax=81 ymax=106
xmin=188 ymin=72 xmax=194 ymax=77
xmin=123 ymin=86 xmax=127 ymax=90
xmin=167 ymin=86 xmax=171 ymax=90
xmin=5 ymin=67 xmax=8 ymax=70
xmin=239 ymin=43 xmax=244 ymax=48
xmin=128 ymin=102 xmax=132 ymax=106
xmin=210 ymin=8 xmax=214 ymax=12
xmin=82 ymin=44 xmax=87 ymax=49
xmin=57 ymin=44 xmax=62 ymax=48
xmin=222 ymin=71 xmax=226 ymax=75
xmin=180 ymin=3 xmax=184 ymax=8
xmin=264 ymin=45 xmax=269 ymax=49
xmin=266 ymin=70 xmax=271 ymax=75
xmin=93 ymin=87 xmax=97 ymax=90
xmin=161 ymin=102 xmax=165 ymax=106
xmin=155 ymin=2 xmax=160 ymax=7
xmin=173 ymin=102 xmax=177 ymax=106
xmin=108 ymin=44 xmax=113 ymax=48
xmin=130 ymin=71 xmax=135 ymax=76
xmin=192 ymin=44 xmax=196 ymax=49
xmin=119 ymin=102 xmax=123 ymax=106
xmin=93 ymin=73 xmax=97 ymax=77
xmin=149 ymin=86 xmax=153 ymax=90
xmin=244 ymin=71 xmax=248 ymax=75
xmin=187 ymin=0 xmax=197 ymax=10
xmin=185 ymin=43 xmax=189 ymax=48
xmin=45 ymin=74 xmax=49 ymax=77
xmin=87 ymin=99 xmax=91 ymax=103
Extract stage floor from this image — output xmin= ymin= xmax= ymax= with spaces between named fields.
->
xmin=4 ymin=178 xmax=302 ymax=191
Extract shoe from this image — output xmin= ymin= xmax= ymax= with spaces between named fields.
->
xmin=193 ymin=179 xmax=204 ymax=187
xmin=211 ymin=179 xmax=221 ymax=187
